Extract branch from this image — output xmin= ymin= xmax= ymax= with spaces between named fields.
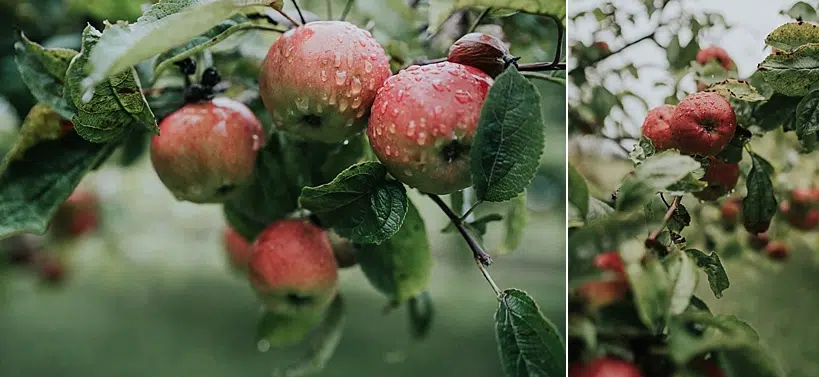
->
xmin=291 ymin=0 xmax=306 ymax=25
xmin=339 ymin=0 xmax=355 ymax=21
xmin=647 ymin=196 xmax=681 ymax=242
xmin=467 ymin=7 xmax=492 ymax=34
xmin=428 ymin=194 xmax=493 ymax=266
xmin=587 ymin=32 xmax=656 ymax=67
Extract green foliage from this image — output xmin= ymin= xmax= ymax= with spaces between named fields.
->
xmin=408 ymin=292 xmax=434 ymax=340
xmin=759 ymin=43 xmax=819 ymax=97
xmin=428 ymin=0 xmax=566 ymax=33
xmin=685 ymin=249 xmax=729 ymax=299
xmin=14 ymin=31 xmax=77 ymax=119
xmin=64 ymin=25 xmax=157 ymax=143
xmin=494 ymin=289 xmax=564 ymax=377
xmin=472 ymin=66 xmax=545 ymax=202
xmin=742 ymin=154 xmax=777 ymax=233
xmin=357 ymin=199 xmax=431 ymax=304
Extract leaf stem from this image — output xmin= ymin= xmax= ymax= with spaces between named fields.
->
xmin=275 ymin=7 xmax=301 ymax=27
xmin=467 ymin=7 xmax=492 ymax=34
xmin=340 ymin=0 xmax=355 ymax=21
xmin=291 ymin=0 xmax=307 ymax=25
xmin=476 ymin=259 xmax=502 ymax=297
xmin=428 ymin=194 xmax=493 ymax=266
xmin=459 ymin=200 xmax=483 ymax=222
xmin=647 ymin=196 xmax=681 ymax=242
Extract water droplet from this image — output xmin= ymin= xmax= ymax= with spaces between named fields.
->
xmin=431 ymin=79 xmax=445 ymax=92
xmin=421 ymin=66 xmax=431 ymax=72
xmin=386 ymin=145 xmax=392 ymax=156
xmin=376 ymin=126 xmax=383 ymax=136
xmin=455 ymin=90 xmax=472 ymax=104
xmin=346 ymin=53 xmax=354 ymax=68
xmin=407 ymin=120 xmax=416 ymax=137
xmin=295 ymin=97 xmax=309 ymax=112
xmin=436 ymin=62 xmax=447 ymax=68
xmin=351 ymin=77 xmax=362 ymax=95
xmin=447 ymin=67 xmax=460 ymax=76
xmin=339 ymin=98 xmax=349 ymax=112
xmin=337 ymin=36 xmax=344 ymax=44
xmin=328 ymin=93 xmax=337 ymax=105
xmin=364 ymin=60 xmax=373 ymax=73
xmin=407 ymin=65 xmax=420 ymax=71
xmin=321 ymin=70 xmax=328 ymax=82
xmin=370 ymin=53 xmax=379 ymax=61
xmin=380 ymin=101 xmax=388 ymax=115
xmin=396 ymin=90 xmax=405 ymax=101
xmin=336 ymin=70 xmax=347 ymax=85
xmin=389 ymin=123 xmax=396 ymax=134
xmin=402 ymin=155 xmax=410 ymax=163
xmin=284 ymin=46 xmax=293 ymax=58
xmin=321 ymin=58 xmax=329 ymax=66
xmin=356 ymin=108 xmax=366 ymax=118
xmin=251 ymin=134 xmax=262 ymax=151
xmin=345 ymin=118 xmax=355 ymax=127
xmin=315 ymin=102 xmax=324 ymax=113
xmin=352 ymin=96 xmax=362 ymax=109
xmin=433 ymin=106 xmax=443 ymax=118
xmin=359 ymin=40 xmax=366 ymax=47
xmin=369 ymin=79 xmax=376 ymax=90
xmin=257 ymin=340 xmax=271 ymax=352
xmin=343 ymin=139 xmax=350 ymax=145
xmin=334 ymin=52 xmax=343 ymax=67
xmin=392 ymin=107 xmax=399 ymax=116
xmin=417 ymin=132 xmax=427 ymax=145
xmin=404 ymin=169 xmax=414 ymax=177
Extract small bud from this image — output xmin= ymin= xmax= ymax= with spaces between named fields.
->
xmin=447 ymin=32 xmax=511 ymax=78
xmin=201 ymin=67 xmax=222 ymax=88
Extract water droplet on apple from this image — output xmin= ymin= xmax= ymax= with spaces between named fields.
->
xmin=339 ymin=98 xmax=349 ymax=112
xmin=334 ymin=52 xmax=343 ymax=67
xmin=351 ymin=77 xmax=362 ymax=95
xmin=364 ymin=60 xmax=373 ymax=73
xmin=404 ymin=169 xmax=414 ymax=176
xmin=417 ymin=132 xmax=427 ymax=146
xmin=321 ymin=70 xmax=328 ymax=82
xmin=389 ymin=123 xmax=396 ymax=134
xmin=295 ymin=97 xmax=309 ymax=112
xmin=455 ymin=90 xmax=472 ymax=104
xmin=352 ymin=96 xmax=362 ymax=109
xmin=407 ymin=121 xmax=416 ymax=137
xmin=336 ymin=70 xmax=347 ymax=85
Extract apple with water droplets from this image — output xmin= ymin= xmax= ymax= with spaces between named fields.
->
xmin=150 ymin=98 xmax=265 ymax=204
xmin=641 ymin=104 xmax=676 ymax=150
xmin=259 ymin=21 xmax=392 ymax=143
xmin=249 ymin=219 xmax=339 ymax=315
xmin=367 ymin=61 xmax=493 ymax=194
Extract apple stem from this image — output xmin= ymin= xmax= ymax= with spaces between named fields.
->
xmin=647 ymin=196 xmax=682 ymax=242
xmin=428 ymin=194 xmax=494 ymax=268
xmin=340 ymin=0 xmax=355 ymax=21
xmin=275 ymin=7 xmax=301 ymax=27
xmin=291 ymin=0 xmax=307 ymax=25
xmin=467 ymin=7 xmax=492 ymax=34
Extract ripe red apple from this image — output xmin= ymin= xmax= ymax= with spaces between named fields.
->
xmin=223 ymin=225 xmax=253 ymax=271
xmin=641 ymin=104 xmax=677 ymax=150
xmin=249 ymin=219 xmax=339 ymax=315
xmin=765 ymin=241 xmax=789 ymax=260
xmin=36 ymin=256 xmax=66 ymax=285
xmin=593 ymin=41 xmax=610 ymax=54
xmin=447 ymin=32 xmax=510 ymax=78
xmin=780 ymin=200 xmax=819 ymax=230
xmin=367 ymin=61 xmax=493 ymax=194
xmin=576 ymin=357 xmax=644 ymax=377
xmin=259 ymin=21 xmax=392 ymax=143
xmin=720 ymin=198 xmax=741 ymax=229
xmin=577 ymin=251 xmax=629 ymax=309
xmin=670 ymin=92 xmax=737 ymax=156
xmin=52 ymin=188 xmax=100 ymax=238
xmin=694 ymin=157 xmax=739 ymax=201
xmin=696 ymin=46 xmax=734 ymax=70
xmin=150 ymin=97 xmax=264 ymax=203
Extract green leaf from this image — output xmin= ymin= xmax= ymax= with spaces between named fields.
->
xmin=428 ymin=0 xmax=565 ymax=33
xmin=667 ymin=204 xmax=691 ymax=234
xmin=2 ymin=104 xmax=69 ymax=169
xmin=300 ymin=162 xmax=408 ymax=245
xmin=468 ymin=213 xmax=503 ymax=236
xmin=629 ymin=137 xmax=655 ymax=166
xmin=625 ymin=252 xmax=671 ymax=332
xmin=742 ymin=154 xmax=777 ymax=235
xmin=14 ymin=31 xmax=78 ymax=120
xmin=0 ymin=131 xmax=115 ymax=239
xmin=765 ymin=21 xmax=819 ymax=52
xmin=223 ymin=143 xmax=299 ymax=241
xmin=495 ymin=289 xmax=565 ymax=377
xmin=472 ymin=66 xmax=545 ymax=202
xmin=784 ymin=2 xmax=819 ymax=23
xmin=693 ymin=60 xmax=734 ymax=88
xmin=668 ymin=312 xmax=760 ymax=364
xmin=81 ymin=0 xmax=279 ymax=91
xmin=357 ymin=199 xmax=431 ymax=304
xmin=759 ymin=43 xmax=819 ymax=96
xmin=568 ymin=163 xmax=589 ymax=219
xmin=408 ymin=292 xmax=434 ymax=340
xmin=153 ymin=13 xmax=284 ymax=77
xmin=705 ymin=80 xmax=765 ymax=102
xmin=796 ymin=89 xmax=819 ymax=144
xmin=64 ymin=25 xmax=157 ymax=143
xmin=256 ymin=310 xmax=322 ymax=347
xmin=635 ymin=151 xmax=703 ymax=189
xmin=119 ymin=130 xmax=150 ymax=166
xmin=665 ymin=250 xmax=698 ymax=316
xmin=685 ymin=249 xmax=729 ymax=299
xmin=717 ymin=347 xmax=784 ymax=377
xmin=274 ymin=294 xmax=345 ymax=377
xmin=667 ymin=36 xmax=699 ymax=72
xmin=500 ymin=193 xmax=527 ymax=254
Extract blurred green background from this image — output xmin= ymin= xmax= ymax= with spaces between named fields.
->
xmin=0 ymin=1 xmax=567 ymax=376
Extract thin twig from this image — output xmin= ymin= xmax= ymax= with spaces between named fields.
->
xmin=275 ymin=7 xmax=301 ymax=27
xmin=428 ymin=194 xmax=493 ymax=266
xmin=340 ymin=0 xmax=355 ymax=21
xmin=247 ymin=24 xmax=288 ymax=33
xmin=647 ymin=196 xmax=681 ymax=242
xmin=459 ymin=201 xmax=483 ymax=222
xmin=518 ymin=62 xmax=566 ymax=71
xmin=587 ymin=32 xmax=656 ymax=67
xmin=476 ymin=259 xmax=502 ymax=297
xmin=326 ymin=0 xmax=333 ymax=20
xmin=520 ymin=71 xmax=565 ymax=85
xmin=291 ymin=0 xmax=306 ymax=25
xmin=467 ymin=7 xmax=492 ymax=34
xmin=545 ymin=14 xmax=563 ymax=68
